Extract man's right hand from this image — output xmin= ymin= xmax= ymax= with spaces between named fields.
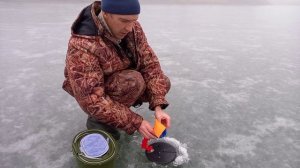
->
xmin=138 ymin=120 xmax=156 ymax=139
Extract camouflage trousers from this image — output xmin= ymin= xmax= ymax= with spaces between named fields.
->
xmin=86 ymin=69 xmax=171 ymax=140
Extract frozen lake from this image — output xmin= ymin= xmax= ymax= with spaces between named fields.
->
xmin=0 ymin=1 xmax=299 ymax=168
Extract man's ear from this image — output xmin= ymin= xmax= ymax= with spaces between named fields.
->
xmin=103 ymin=11 xmax=112 ymax=19
xmin=103 ymin=12 xmax=112 ymax=18
xmin=102 ymin=11 xmax=107 ymax=18
xmin=108 ymin=13 xmax=114 ymax=19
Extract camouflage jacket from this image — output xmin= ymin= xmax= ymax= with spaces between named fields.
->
xmin=62 ymin=1 xmax=170 ymax=134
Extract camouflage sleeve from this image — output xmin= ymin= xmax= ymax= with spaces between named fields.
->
xmin=66 ymin=45 xmax=143 ymax=134
xmin=135 ymin=22 xmax=170 ymax=111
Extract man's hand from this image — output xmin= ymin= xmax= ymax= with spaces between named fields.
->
xmin=155 ymin=106 xmax=171 ymax=128
xmin=138 ymin=120 xmax=156 ymax=139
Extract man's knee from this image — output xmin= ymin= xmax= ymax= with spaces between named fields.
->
xmin=122 ymin=70 xmax=146 ymax=91
xmin=86 ymin=117 xmax=121 ymax=140
xmin=105 ymin=70 xmax=146 ymax=106
xmin=164 ymin=74 xmax=171 ymax=93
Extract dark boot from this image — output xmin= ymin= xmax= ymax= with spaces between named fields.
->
xmin=86 ymin=117 xmax=121 ymax=141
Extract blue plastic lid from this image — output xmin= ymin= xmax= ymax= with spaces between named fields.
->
xmin=160 ymin=130 xmax=167 ymax=138
xmin=80 ymin=133 xmax=109 ymax=158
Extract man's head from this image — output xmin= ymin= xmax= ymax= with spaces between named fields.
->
xmin=101 ymin=0 xmax=140 ymax=40
xmin=102 ymin=12 xmax=139 ymax=40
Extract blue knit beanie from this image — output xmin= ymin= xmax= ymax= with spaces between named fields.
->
xmin=101 ymin=0 xmax=140 ymax=15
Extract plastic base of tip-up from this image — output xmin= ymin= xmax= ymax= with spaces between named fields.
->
xmin=145 ymin=141 xmax=177 ymax=165
xmin=141 ymin=119 xmax=177 ymax=165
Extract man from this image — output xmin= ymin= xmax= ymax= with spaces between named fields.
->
xmin=62 ymin=0 xmax=171 ymax=140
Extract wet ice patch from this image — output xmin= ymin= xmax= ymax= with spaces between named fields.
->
xmin=150 ymin=137 xmax=190 ymax=166
xmin=217 ymin=133 xmax=261 ymax=157
xmin=217 ymin=116 xmax=300 ymax=157
xmin=254 ymin=116 xmax=299 ymax=133
xmin=235 ymin=77 xmax=262 ymax=88
xmin=220 ymin=91 xmax=249 ymax=103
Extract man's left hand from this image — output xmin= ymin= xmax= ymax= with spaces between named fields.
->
xmin=154 ymin=106 xmax=171 ymax=128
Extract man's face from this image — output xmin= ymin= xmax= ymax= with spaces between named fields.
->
xmin=104 ymin=12 xmax=139 ymax=40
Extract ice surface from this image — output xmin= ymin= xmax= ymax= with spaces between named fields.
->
xmin=0 ymin=1 xmax=300 ymax=168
